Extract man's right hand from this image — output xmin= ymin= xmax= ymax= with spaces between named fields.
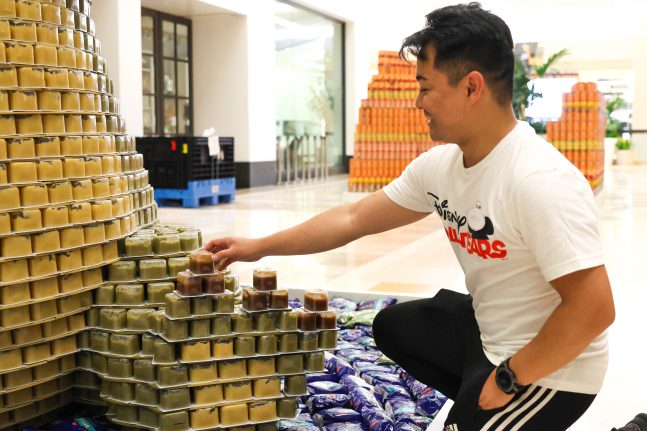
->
xmin=204 ymin=237 xmax=264 ymax=269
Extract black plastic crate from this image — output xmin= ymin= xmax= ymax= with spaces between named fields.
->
xmin=136 ymin=136 xmax=234 ymax=189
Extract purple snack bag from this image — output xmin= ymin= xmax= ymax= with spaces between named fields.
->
xmin=362 ymin=372 xmax=408 ymax=388
xmin=355 ymin=336 xmax=377 ymax=349
xmin=361 ymin=407 xmax=395 ymax=431
xmin=329 ymin=297 xmax=358 ymax=312
xmin=396 ymin=416 xmax=434 ymax=429
xmin=385 ymin=399 xmax=417 ymax=418
xmin=354 ymin=363 xmax=395 ymax=374
xmin=341 ymin=374 xmax=374 ymax=391
xmin=358 ymin=324 xmax=374 ymax=337
xmin=308 ymin=381 xmax=348 ymax=395
xmin=349 ymin=386 xmax=382 ymax=411
xmin=415 ymin=389 xmax=447 ymax=418
xmin=297 ymin=411 xmax=315 ymax=422
xmin=335 ymin=349 xmax=366 ymax=360
xmin=339 ymin=330 xmax=366 ymax=342
xmin=325 ymin=352 xmax=357 ymax=377
xmin=306 ymin=394 xmax=351 ymax=414
xmin=350 ymin=352 xmax=383 ymax=364
xmin=289 ymin=299 xmax=303 ymax=309
xmin=278 ymin=419 xmax=320 ymax=431
xmin=307 ymin=372 xmax=339 ymax=383
xmin=313 ymin=408 xmax=363 ymax=426
xmin=392 ymin=420 xmax=423 ymax=431
xmin=356 ymin=297 xmax=397 ymax=311
xmin=325 ymin=422 xmax=368 ymax=431
xmin=403 ymin=377 xmax=428 ymax=399
xmin=374 ymin=383 xmax=412 ymax=401
xmin=336 ymin=341 xmax=359 ymax=352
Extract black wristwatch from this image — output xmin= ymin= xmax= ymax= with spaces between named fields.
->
xmin=495 ymin=358 xmax=526 ymax=395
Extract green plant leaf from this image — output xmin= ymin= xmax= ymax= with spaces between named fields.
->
xmin=534 ymin=49 xmax=569 ymax=77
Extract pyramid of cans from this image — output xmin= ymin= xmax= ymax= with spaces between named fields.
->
xmin=0 ymin=0 xmax=156 ymax=426
xmin=74 ymin=225 xmax=201 ymax=407
xmin=78 ymin=244 xmax=339 ymax=430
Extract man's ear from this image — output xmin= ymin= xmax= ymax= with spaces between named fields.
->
xmin=464 ymin=71 xmax=485 ymax=103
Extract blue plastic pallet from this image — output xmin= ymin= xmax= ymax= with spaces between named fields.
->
xmin=154 ymin=178 xmax=236 ymax=208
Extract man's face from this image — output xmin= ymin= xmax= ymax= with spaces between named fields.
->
xmin=415 ymin=46 xmax=468 ymax=144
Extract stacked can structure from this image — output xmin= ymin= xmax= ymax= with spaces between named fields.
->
xmin=546 ymin=82 xmax=606 ymax=191
xmin=75 ymin=225 xmax=201 ymax=407
xmin=349 ymin=51 xmax=441 ymax=192
xmin=0 ymin=0 xmax=157 ymax=426
xmin=79 ymin=241 xmax=338 ymax=431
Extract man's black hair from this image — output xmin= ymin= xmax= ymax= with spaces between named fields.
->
xmin=400 ymin=3 xmax=514 ymax=106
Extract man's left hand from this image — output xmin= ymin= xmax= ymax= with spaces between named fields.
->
xmin=478 ymin=369 xmax=514 ymax=410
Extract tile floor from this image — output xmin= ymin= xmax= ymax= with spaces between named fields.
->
xmin=158 ymin=165 xmax=647 ymax=430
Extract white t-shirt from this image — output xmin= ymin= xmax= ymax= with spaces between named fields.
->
xmin=383 ymin=121 xmax=608 ymax=394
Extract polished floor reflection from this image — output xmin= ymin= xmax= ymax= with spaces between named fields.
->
xmin=158 ymin=165 xmax=647 ymax=429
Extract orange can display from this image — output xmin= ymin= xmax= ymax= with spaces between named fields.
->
xmin=545 ymin=82 xmax=605 ymax=191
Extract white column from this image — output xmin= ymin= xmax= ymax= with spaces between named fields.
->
xmin=244 ymin=4 xmax=277 ymax=163
xmin=92 ymin=0 xmax=144 ymax=136
xmin=632 ymin=38 xmax=647 ymax=163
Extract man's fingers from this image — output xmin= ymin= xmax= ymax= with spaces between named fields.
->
xmin=212 ymin=250 xmax=234 ymax=268
xmin=204 ymin=238 xmax=229 ymax=252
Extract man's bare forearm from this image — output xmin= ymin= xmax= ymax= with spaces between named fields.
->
xmin=510 ymin=266 xmax=614 ymax=386
xmin=256 ymin=190 xmax=428 ymax=257
xmin=257 ymin=204 xmax=359 ymax=256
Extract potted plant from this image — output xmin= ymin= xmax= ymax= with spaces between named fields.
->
xmin=513 ymin=48 xmax=569 ymax=121
xmin=605 ymin=96 xmax=626 ymax=138
xmin=615 ymin=138 xmax=633 ymax=165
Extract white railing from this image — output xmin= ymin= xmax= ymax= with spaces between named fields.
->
xmin=276 ymin=134 xmax=328 ymax=184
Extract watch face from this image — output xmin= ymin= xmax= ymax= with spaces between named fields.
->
xmin=496 ymin=367 xmax=513 ymax=391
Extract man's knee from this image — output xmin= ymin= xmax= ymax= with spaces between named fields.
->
xmin=372 ymin=305 xmax=401 ymax=351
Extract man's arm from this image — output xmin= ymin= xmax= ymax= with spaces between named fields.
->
xmin=479 ymin=265 xmax=615 ymax=409
xmin=204 ymin=190 xmax=429 ymax=266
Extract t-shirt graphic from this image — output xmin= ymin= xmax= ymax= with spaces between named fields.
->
xmin=431 ymin=194 xmax=507 ymax=260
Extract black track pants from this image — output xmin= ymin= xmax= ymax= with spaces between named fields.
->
xmin=372 ymin=289 xmax=596 ymax=431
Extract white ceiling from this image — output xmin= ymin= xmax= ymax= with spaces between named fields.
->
xmin=140 ymin=0 xmax=239 ymax=17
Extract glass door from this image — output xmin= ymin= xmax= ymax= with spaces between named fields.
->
xmin=274 ymin=1 xmax=345 ymax=174
xmin=141 ymin=8 xmax=193 ymax=136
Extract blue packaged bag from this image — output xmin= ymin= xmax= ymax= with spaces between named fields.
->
xmin=307 ymin=372 xmax=339 ymax=383
xmin=374 ymin=383 xmax=412 ymax=401
xmin=325 ymin=422 xmax=368 ymax=431
xmin=278 ymin=419 xmax=320 ymax=431
xmin=339 ymin=330 xmax=367 ymax=342
xmin=325 ymin=352 xmax=357 ymax=377
xmin=308 ymin=381 xmax=348 ymax=395
xmin=341 ymin=374 xmax=374 ymax=391
xmin=362 ymin=372 xmax=407 ymax=388
xmin=354 ymin=363 xmax=395 ymax=374
xmin=392 ymin=420 xmax=423 ymax=431
xmin=396 ymin=416 xmax=434 ymax=429
xmin=306 ymin=394 xmax=351 ymax=414
xmin=356 ymin=297 xmax=397 ymax=311
xmin=385 ymin=398 xmax=417 ymax=418
xmin=336 ymin=340 xmax=359 ymax=351
xmin=358 ymin=324 xmax=374 ymax=337
xmin=401 ymin=374 xmax=428 ymax=399
xmin=329 ymin=297 xmax=358 ymax=312
xmin=415 ymin=389 xmax=447 ymax=418
xmin=361 ymin=407 xmax=395 ymax=431
xmin=349 ymin=386 xmax=382 ymax=411
xmin=313 ymin=408 xmax=363 ymax=426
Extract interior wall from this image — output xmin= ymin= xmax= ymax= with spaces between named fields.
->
xmin=192 ymin=14 xmax=250 ymax=161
